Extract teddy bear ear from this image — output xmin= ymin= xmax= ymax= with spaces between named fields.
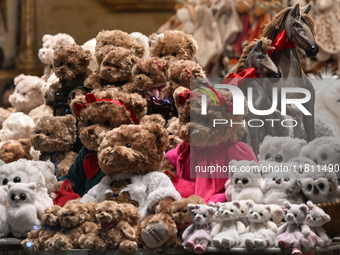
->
xmin=233 ymin=201 xmax=241 ymax=209
xmin=140 ymin=114 xmax=166 ymax=127
xmin=70 ymin=95 xmax=87 ymax=119
xmin=299 ymin=204 xmax=308 ymax=215
xmin=28 ymin=182 xmax=36 ymax=190
xmin=147 ymin=121 xmax=169 ymax=151
xmin=13 ymin=74 xmax=27 ymax=85
xmin=264 ymin=205 xmax=271 ymax=212
xmin=322 ymin=214 xmax=331 ymax=222
xmin=306 ymin=201 xmax=314 ymax=210
xmin=187 ymin=36 xmax=198 ymax=56
xmin=284 ymin=201 xmax=291 ymax=209
xmin=173 ymin=86 xmax=191 ymax=109
xmin=42 ymin=34 xmax=53 ymax=42
xmin=247 ymin=200 xmax=255 ymax=208
xmin=18 ymin=138 xmax=31 ymax=151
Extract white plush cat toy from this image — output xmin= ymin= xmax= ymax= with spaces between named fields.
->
xmin=211 ymin=201 xmax=245 ymax=249
xmin=239 ymin=201 xmax=277 ymax=249
xmin=7 ymin=182 xmax=42 ymax=237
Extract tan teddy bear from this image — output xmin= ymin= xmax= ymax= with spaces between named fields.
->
xmin=45 ymin=44 xmax=92 ymax=116
xmin=149 ymin=30 xmax=198 ymax=61
xmin=0 ymin=138 xmax=32 ymax=163
xmin=30 ymin=115 xmax=78 ymax=177
xmin=84 ymin=47 xmax=140 ymax=90
xmin=95 ymin=30 xmax=145 ymax=67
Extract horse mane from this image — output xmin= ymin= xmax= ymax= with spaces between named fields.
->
xmin=236 ymin=38 xmax=275 ymax=73
xmin=261 ymin=6 xmax=315 ymax=41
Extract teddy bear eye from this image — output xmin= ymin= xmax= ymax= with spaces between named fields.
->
xmin=275 ymin=155 xmax=283 ymax=163
xmin=270 ymin=218 xmax=273 ymax=221
xmin=20 ymin=193 xmax=26 ymax=200
xmin=159 ymin=54 xmax=164 ymax=58
xmin=259 ymin=213 xmax=263 ymax=216
xmin=183 ymin=210 xmax=187 ymax=213
xmin=88 ymin=120 xmax=93 ymax=126
xmin=13 ymin=177 xmax=21 ymax=183
xmin=177 ymin=210 xmax=180 ymax=212
xmin=45 ymin=133 xmax=50 ymax=136
xmin=103 ymin=43 xmax=107 ymax=46
xmin=318 ymin=183 xmax=325 ymax=190
xmin=230 ymin=209 xmax=233 ymax=212
xmin=17 ymin=90 xmax=20 ymax=93
xmin=104 ymin=120 xmax=110 ymax=127
xmin=203 ymin=215 xmax=206 ymax=218
xmin=11 ymin=194 xmax=16 ymax=201
xmin=294 ymin=214 xmax=297 ymax=217
xmin=265 ymin=153 xmax=271 ymax=160
xmin=172 ymin=52 xmax=177 ymax=57
xmin=126 ymin=143 xmax=132 ymax=148
xmin=320 ymin=153 xmax=328 ymax=161
xmin=284 ymin=178 xmax=290 ymax=182
xmin=2 ymin=179 xmax=8 ymax=185
xmin=241 ymin=210 xmax=244 ymax=213
xmin=106 ymin=210 xmax=109 ymax=213
xmin=70 ymin=213 xmax=74 ymax=216
xmin=22 ymin=92 xmax=26 ymax=96
xmin=54 ymin=213 xmax=57 ymax=216
xmin=59 ymin=62 xmax=64 ymax=67
xmin=242 ymin=178 xmax=249 ymax=184
xmin=67 ymin=63 xmax=72 ymax=68
xmin=147 ymin=73 xmax=151 ymax=77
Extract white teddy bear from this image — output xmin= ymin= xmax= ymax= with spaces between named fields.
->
xmin=0 ymin=113 xmax=36 ymax=142
xmin=81 ymin=38 xmax=98 ymax=71
xmin=9 ymin=74 xmax=45 ymax=114
xmin=211 ymin=201 xmax=245 ymax=249
xmin=0 ymin=159 xmax=54 ymax=208
xmin=225 ymin=160 xmax=264 ymax=203
xmin=7 ymin=182 xmax=42 ymax=237
xmin=258 ymin=136 xmax=307 ymax=163
xmin=0 ymin=186 xmax=9 ymax=238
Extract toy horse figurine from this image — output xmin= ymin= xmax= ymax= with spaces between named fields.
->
xmin=261 ymin=4 xmax=318 ymax=142
xmin=224 ymin=38 xmax=281 ymax=155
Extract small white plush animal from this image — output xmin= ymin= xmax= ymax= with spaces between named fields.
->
xmin=0 ymin=113 xmax=36 ymax=142
xmin=226 ymin=160 xmax=264 ymax=203
xmin=266 ymin=204 xmax=284 ymax=225
xmin=7 ymin=182 xmax=41 ymax=237
xmin=0 ymin=186 xmax=9 ymax=237
xmin=239 ymin=201 xmax=277 ymax=249
xmin=300 ymin=168 xmax=340 ymax=204
xmin=258 ymin=136 xmax=307 ymax=163
xmin=263 ymin=170 xmax=305 ymax=207
xmin=299 ymin=136 xmax=340 ymax=166
xmin=306 ymin=201 xmax=332 ymax=247
xmin=211 ymin=201 xmax=245 ymax=249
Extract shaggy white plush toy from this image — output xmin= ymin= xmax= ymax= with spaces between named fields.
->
xmin=258 ymin=136 xmax=307 ymax=163
xmin=0 ymin=186 xmax=9 ymax=237
xmin=7 ymin=182 xmax=42 ymax=237
xmin=0 ymin=159 xmax=53 ymax=208
xmin=225 ymin=160 xmax=264 ymax=204
xmin=0 ymin=113 xmax=36 ymax=142
xmin=130 ymin=32 xmax=149 ymax=59
xmin=299 ymin=136 xmax=340 ymax=166
xmin=211 ymin=201 xmax=245 ymax=249
xmin=9 ymin=74 xmax=45 ymax=114
xmin=239 ymin=201 xmax=277 ymax=249
xmin=81 ymin=38 xmax=98 ymax=71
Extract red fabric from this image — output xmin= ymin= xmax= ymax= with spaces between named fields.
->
xmin=177 ymin=90 xmax=193 ymax=105
xmin=233 ymin=14 xmax=253 ymax=55
xmin=74 ymin=93 xmax=138 ymax=124
xmin=100 ymin=222 xmax=117 ymax=231
xmin=83 ymin=152 xmax=100 ymax=180
xmin=53 ymin=180 xmax=80 ymax=207
xmin=165 ymin=140 xmax=258 ymax=204
xmin=223 ymin=67 xmax=259 ymax=87
xmin=267 ymin=30 xmax=297 ymax=58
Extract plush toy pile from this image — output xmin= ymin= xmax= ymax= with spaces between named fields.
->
xmin=0 ymin=2 xmax=340 ymax=253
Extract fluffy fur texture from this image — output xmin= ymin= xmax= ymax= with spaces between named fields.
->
xmin=7 ymin=182 xmax=42 ymax=237
xmin=0 ymin=107 xmax=11 ymax=129
xmin=267 ymin=204 xmax=284 ymax=225
xmin=38 ymin=33 xmax=76 ymax=81
xmin=0 ymin=138 xmax=32 ymax=163
xmin=174 ymin=87 xmax=247 ymax=146
xmin=70 ymin=90 xmax=147 ymax=151
xmin=211 ymin=201 xmax=246 ymax=249
xmin=226 ymin=160 xmax=264 ymax=204
xmin=182 ymin=204 xmax=216 ymax=253
xmin=277 ymin=201 xmax=314 ymax=250
xmin=30 ymin=115 xmax=77 ymax=177
xmin=263 ymin=170 xmax=305 ymax=207
xmin=149 ymin=30 xmax=198 ymax=61
xmin=9 ymin=74 xmax=45 ymax=114
xmin=165 ymin=117 xmax=182 ymax=151
xmin=239 ymin=201 xmax=277 ymax=249
xmin=81 ymin=38 xmax=98 ymax=71
xmin=299 ymin=136 xmax=340 ymax=165
xmin=0 ymin=112 xmax=35 ymax=142
xmin=0 ymin=159 xmax=53 ymax=209
xmin=306 ymin=201 xmax=332 ymax=247
xmin=300 ymin=168 xmax=340 ymax=204
xmin=22 ymin=205 xmax=62 ymax=253
xmin=85 ymin=47 xmax=139 ymax=90
xmin=161 ymin=60 xmax=205 ymax=101
xmin=0 ymin=186 xmax=9 ymax=238
xmin=130 ymin=32 xmax=149 ymax=59
xmin=95 ymin=30 xmax=145 ymax=66
xmin=258 ymin=136 xmax=307 ymax=163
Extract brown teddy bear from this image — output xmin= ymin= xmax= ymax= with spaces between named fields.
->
xmin=149 ymin=30 xmax=198 ymax=61
xmin=96 ymin=200 xmax=140 ymax=252
xmin=45 ymin=44 xmax=92 ymax=116
xmin=80 ymin=115 xmax=182 ymax=249
xmin=95 ymin=30 xmax=145 ymax=67
xmin=57 ymin=90 xmax=147 ymax=200
xmin=30 ymin=115 xmax=78 ymax=177
xmin=84 ymin=47 xmax=140 ymax=90
xmin=0 ymin=138 xmax=32 ymax=163
xmin=22 ymin=205 xmax=62 ymax=253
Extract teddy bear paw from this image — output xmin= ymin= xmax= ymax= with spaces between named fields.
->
xmin=222 ymin=238 xmax=233 ymax=249
xmin=55 ymin=238 xmax=73 ymax=250
xmin=254 ymin=239 xmax=266 ymax=250
xmin=184 ymin=241 xmax=195 ymax=251
xmin=119 ymin=240 xmax=138 ymax=252
xmin=141 ymin=221 xmax=170 ymax=248
xmin=194 ymin=244 xmax=207 ymax=254
xmin=22 ymin=239 xmax=41 ymax=253
xmin=212 ymin=239 xmax=222 ymax=249
xmin=244 ymin=238 xmax=254 ymax=249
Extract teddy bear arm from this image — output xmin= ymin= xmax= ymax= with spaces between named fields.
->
xmin=211 ymin=222 xmax=223 ymax=237
xmin=265 ymin=221 xmax=278 ymax=233
xmin=316 ymin=228 xmax=331 ymax=243
xmin=182 ymin=224 xmax=195 ymax=240
xmin=56 ymin=151 xmax=77 ymax=177
xmin=277 ymin=223 xmax=288 ymax=235
xmin=236 ymin=220 xmax=246 ymax=234
xmin=84 ymin=73 xmax=102 ymax=90
xmin=117 ymin=220 xmax=136 ymax=240
xmin=301 ymin=224 xmax=311 ymax=237
xmin=121 ymin=82 xmax=135 ymax=93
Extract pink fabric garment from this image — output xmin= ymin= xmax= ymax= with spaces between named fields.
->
xmin=277 ymin=231 xmax=315 ymax=249
xmin=165 ymin=140 xmax=257 ymax=203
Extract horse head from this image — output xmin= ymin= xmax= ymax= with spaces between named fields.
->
xmin=285 ymin=4 xmax=319 ymax=57
xmin=244 ymin=40 xmax=282 ymax=80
